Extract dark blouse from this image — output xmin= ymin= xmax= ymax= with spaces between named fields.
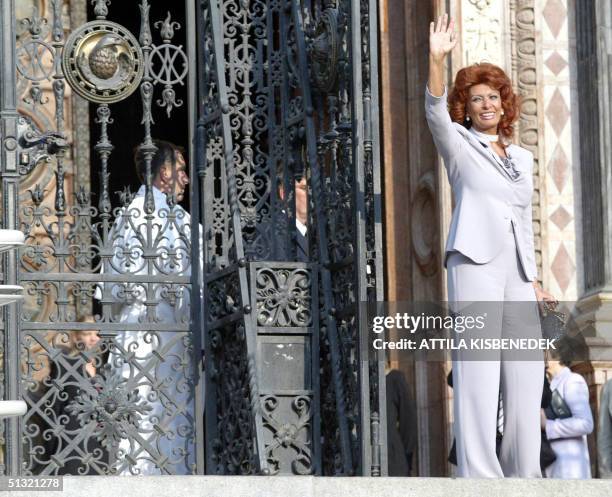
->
xmin=45 ymin=353 xmax=108 ymax=475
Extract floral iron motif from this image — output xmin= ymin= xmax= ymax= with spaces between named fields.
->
xmin=66 ymin=365 xmax=153 ymax=450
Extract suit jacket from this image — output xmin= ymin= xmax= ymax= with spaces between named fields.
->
xmin=296 ymin=229 xmax=309 ymax=263
xmin=598 ymin=379 xmax=612 ymax=478
xmin=386 ymin=369 xmax=417 ymax=476
xmin=425 ymin=87 xmax=537 ymax=281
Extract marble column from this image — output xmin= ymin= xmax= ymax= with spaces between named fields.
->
xmin=573 ymin=0 xmax=612 ymax=477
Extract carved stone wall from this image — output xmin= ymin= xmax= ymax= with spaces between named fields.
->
xmin=537 ymin=0 xmax=577 ymax=300
xmin=461 ymin=0 xmax=506 ymax=66
xmin=15 ymin=0 xmax=85 ymax=323
xmin=68 ymin=0 xmax=90 ymax=199
xmin=509 ymin=0 xmax=546 ymax=286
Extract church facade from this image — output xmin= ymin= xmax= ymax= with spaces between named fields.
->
xmin=0 ymin=0 xmax=610 ymax=479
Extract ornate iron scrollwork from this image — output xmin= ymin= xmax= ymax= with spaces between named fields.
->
xmin=5 ymin=0 xmax=384 ymax=477
xmin=12 ymin=0 xmax=197 ymax=476
xmin=62 ymin=21 xmax=144 ymax=104
xmin=66 ymin=365 xmax=153 ymax=449
xmin=151 ymin=12 xmax=187 ymax=117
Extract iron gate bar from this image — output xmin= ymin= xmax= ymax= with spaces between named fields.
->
xmin=348 ymin=0 xmax=372 ymax=474
xmin=18 ymin=274 xmax=191 ymax=282
xmin=20 ymin=324 xmax=190 ymax=331
xmin=362 ymin=0 xmax=386 ymax=475
xmin=185 ymin=0 xmax=205 ymax=477
xmin=1 ymin=0 xmax=21 ymax=478
xmin=289 ymin=0 xmax=353 ymax=475
xmin=308 ymin=1 xmax=360 ymax=475
xmin=349 ymin=0 xmax=387 ymax=476
xmin=198 ymin=0 xmax=267 ymax=475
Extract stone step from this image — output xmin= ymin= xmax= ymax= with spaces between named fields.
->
xmin=3 ymin=475 xmax=610 ymax=497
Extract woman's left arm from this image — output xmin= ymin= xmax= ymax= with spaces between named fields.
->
xmin=546 ymin=376 xmax=594 ymax=440
xmin=520 ymin=152 xmax=557 ymax=302
xmin=520 ymin=199 xmax=536 ymax=280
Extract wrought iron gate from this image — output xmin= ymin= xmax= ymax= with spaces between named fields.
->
xmin=0 ymin=0 xmax=385 ymax=476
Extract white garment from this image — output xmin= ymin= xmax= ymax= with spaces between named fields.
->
xmin=295 ymin=218 xmax=307 ymax=236
xmin=545 ymin=367 xmax=594 ymax=479
xmin=108 ymin=185 xmax=195 ymax=475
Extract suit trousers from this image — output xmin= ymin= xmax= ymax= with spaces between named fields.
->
xmin=447 ymin=225 xmax=544 ymax=478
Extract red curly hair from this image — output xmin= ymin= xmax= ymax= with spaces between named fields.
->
xmin=448 ymin=63 xmax=520 ymax=141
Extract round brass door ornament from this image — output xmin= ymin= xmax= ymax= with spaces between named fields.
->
xmin=62 ymin=21 xmax=144 ymax=104
xmin=308 ymin=8 xmax=340 ymax=94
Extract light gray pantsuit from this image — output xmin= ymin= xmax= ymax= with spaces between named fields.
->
xmin=425 ymin=86 xmax=544 ymax=478
xmin=448 ymin=228 xmax=543 ymax=478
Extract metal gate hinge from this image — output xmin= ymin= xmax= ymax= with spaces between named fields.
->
xmin=17 ymin=115 xmax=68 ymax=176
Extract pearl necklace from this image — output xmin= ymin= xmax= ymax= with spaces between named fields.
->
xmin=469 ymin=128 xmax=499 ymax=143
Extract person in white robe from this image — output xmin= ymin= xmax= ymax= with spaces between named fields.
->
xmin=104 ymin=140 xmax=195 ymax=475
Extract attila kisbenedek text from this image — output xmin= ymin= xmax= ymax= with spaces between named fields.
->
xmin=371 ymin=312 xmax=556 ymax=351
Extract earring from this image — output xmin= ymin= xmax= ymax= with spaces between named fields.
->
xmin=501 ymin=110 xmax=505 ymax=116
xmin=466 ymin=116 xmax=471 ymax=122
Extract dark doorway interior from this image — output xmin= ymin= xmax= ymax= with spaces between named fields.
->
xmin=87 ymin=1 xmax=190 ymax=212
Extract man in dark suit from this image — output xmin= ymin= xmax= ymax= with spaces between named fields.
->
xmin=386 ymin=361 xmax=417 ymax=475
xmin=278 ymin=175 xmax=309 ymax=262
xmin=293 ymin=175 xmax=308 ymax=262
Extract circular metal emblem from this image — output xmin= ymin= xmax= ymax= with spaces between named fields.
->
xmin=309 ymin=9 xmax=339 ymax=94
xmin=62 ymin=21 xmax=144 ymax=104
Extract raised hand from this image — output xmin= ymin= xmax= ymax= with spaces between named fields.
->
xmin=430 ymin=14 xmax=457 ymax=62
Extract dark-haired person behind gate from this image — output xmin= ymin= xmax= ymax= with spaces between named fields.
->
xmin=45 ymin=317 xmax=107 ymax=475
xmin=100 ymin=139 xmax=195 ymax=475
